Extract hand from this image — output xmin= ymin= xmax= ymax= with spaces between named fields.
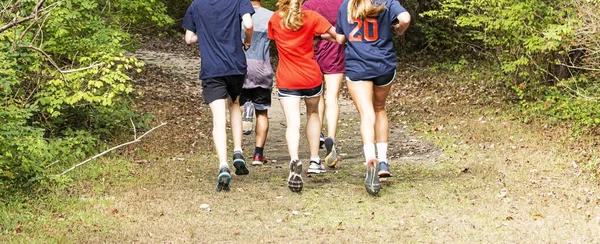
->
xmin=243 ymin=42 xmax=251 ymax=51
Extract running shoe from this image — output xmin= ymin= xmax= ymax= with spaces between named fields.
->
xmin=216 ymin=167 xmax=231 ymax=192
xmin=319 ymin=133 xmax=325 ymax=149
xmin=233 ymin=152 xmax=249 ymax=175
xmin=365 ymin=159 xmax=381 ymax=196
xmin=324 ymin=137 xmax=338 ymax=168
xmin=378 ymin=161 xmax=392 ymax=178
xmin=242 ymin=102 xmax=254 ymax=135
xmin=307 ymin=160 xmax=326 ymax=174
xmin=287 ymin=160 xmax=303 ymax=192
xmin=251 ymin=154 xmax=266 ymax=166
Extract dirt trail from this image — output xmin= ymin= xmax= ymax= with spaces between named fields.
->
xmin=133 ymin=48 xmax=440 ymax=167
xmin=100 ymin=40 xmax=600 ymax=243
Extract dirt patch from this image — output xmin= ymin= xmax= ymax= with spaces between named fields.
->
xmin=96 ymin=37 xmax=600 ymax=243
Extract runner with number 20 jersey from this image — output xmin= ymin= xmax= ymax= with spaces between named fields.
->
xmin=336 ymin=0 xmax=407 ymax=80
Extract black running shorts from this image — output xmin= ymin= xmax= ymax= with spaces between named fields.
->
xmin=201 ymin=74 xmax=245 ymax=104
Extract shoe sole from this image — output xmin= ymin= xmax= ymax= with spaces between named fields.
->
xmin=216 ymin=172 xmax=231 ymax=191
xmin=325 ymin=147 xmax=338 ymax=168
xmin=365 ymin=160 xmax=381 ymax=196
xmin=307 ymin=168 xmax=324 ymax=174
xmin=288 ymin=161 xmax=303 ymax=192
xmin=251 ymin=160 xmax=264 ymax=166
xmin=233 ymin=160 xmax=249 ymax=175
xmin=378 ymin=170 xmax=391 ymax=178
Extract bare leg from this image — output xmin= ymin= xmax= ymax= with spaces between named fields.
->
xmin=305 ymin=96 xmax=321 ymax=159
xmin=228 ymin=97 xmax=242 ymax=152
xmin=255 ymin=109 xmax=269 ymax=148
xmin=323 ymin=73 xmax=344 ymax=139
xmin=318 ymin=93 xmax=325 ymax=126
xmin=209 ymin=98 xmax=229 ymax=166
xmin=279 ymin=98 xmax=302 ymax=160
xmin=373 ymin=84 xmax=393 ymax=143
xmin=346 ymin=81 xmax=375 ymax=145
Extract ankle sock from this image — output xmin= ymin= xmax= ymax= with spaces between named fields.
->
xmin=255 ymin=147 xmax=264 ymax=156
xmin=363 ymin=143 xmax=376 ymax=163
xmin=310 ymin=157 xmax=320 ymax=163
xmin=376 ymin=142 xmax=388 ymax=163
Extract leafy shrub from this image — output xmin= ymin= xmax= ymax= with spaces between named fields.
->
xmin=0 ymin=0 xmax=172 ymax=195
xmin=419 ymin=0 xmax=600 ymax=130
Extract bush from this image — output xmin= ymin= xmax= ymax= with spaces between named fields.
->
xmin=419 ymin=0 xmax=600 ymax=129
xmin=0 ymin=0 xmax=172 ymax=195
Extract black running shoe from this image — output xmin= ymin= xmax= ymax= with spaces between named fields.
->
xmin=287 ymin=160 xmax=303 ymax=192
xmin=216 ymin=167 xmax=231 ymax=192
xmin=365 ymin=159 xmax=381 ymax=196
xmin=324 ymin=137 xmax=338 ymax=168
xmin=319 ymin=133 xmax=325 ymax=149
xmin=378 ymin=161 xmax=391 ymax=178
xmin=233 ymin=152 xmax=249 ymax=175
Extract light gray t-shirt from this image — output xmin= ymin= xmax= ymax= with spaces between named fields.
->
xmin=243 ymin=6 xmax=274 ymax=89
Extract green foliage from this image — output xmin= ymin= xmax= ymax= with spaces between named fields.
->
xmin=422 ymin=0 xmax=575 ymax=85
xmin=0 ymin=0 xmax=172 ymax=195
xmin=524 ymin=75 xmax=600 ymax=128
xmin=419 ymin=0 xmax=600 ymax=130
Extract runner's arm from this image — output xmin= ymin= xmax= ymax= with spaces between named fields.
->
xmin=242 ymin=13 xmax=253 ymax=50
xmin=184 ymin=30 xmax=198 ymax=44
xmin=335 ymin=27 xmax=346 ymax=44
xmin=392 ymin=12 xmax=411 ymax=36
xmin=319 ymin=26 xmax=338 ymax=43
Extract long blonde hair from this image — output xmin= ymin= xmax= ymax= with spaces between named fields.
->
xmin=277 ymin=0 xmax=304 ymax=31
xmin=347 ymin=0 xmax=385 ymax=22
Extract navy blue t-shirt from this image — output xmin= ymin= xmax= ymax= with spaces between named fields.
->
xmin=336 ymin=0 xmax=406 ymax=80
xmin=183 ymin=0 xmax=255 ymax=79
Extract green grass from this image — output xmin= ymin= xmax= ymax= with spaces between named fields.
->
xmin=0 ymin=158 xmax=134 ymax=242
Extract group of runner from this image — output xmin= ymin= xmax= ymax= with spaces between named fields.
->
xmin=183 ymin=0 xmax=410 ymax=195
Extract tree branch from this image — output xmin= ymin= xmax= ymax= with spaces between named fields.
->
xmin=0 ymin=0 xmax=46 ymax=33
xmin=58 ymin=122 xmax=167 ymax=176
xmin=21 ymin=45 xmax=105 ymax=74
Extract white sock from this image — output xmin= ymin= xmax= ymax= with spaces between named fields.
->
xmin=310 ymin=157 xmax=320 ymax=163
xmin=376 ymin=142 xmax=388 ymax=163
xmin=234 ymin=148 xmax=243 ymax=154
xmin=363 ymin=143 xmax=376 ymax=163
xmin=220 ymin=160 xmax=228 ymax=168
xmin=290 ymin=157 xmax=299 ymax=163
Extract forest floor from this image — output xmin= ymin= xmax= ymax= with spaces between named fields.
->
xmin=3 ymin=36 xmax=600 ymax=243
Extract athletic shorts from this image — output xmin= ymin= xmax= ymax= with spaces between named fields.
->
xmin=314 ymin=41 xmax=346 ymax=74
xmin=201 ymin=74 xmax=245 ymax=104
xmin=346 ymin=70 xmax=397 ymax=87
xmin=277 ymin=84 xmax=323 ymax=99
xmin=240 ymin=88 xmax=271 ymax=111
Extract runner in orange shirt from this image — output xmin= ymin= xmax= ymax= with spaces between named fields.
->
xmin=268 ymin=0 xmax=339 ymax=192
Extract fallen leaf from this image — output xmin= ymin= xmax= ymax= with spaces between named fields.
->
xmin=532 ymin=213 xmax=544 ymax=220
xmin=233 ymin=231 xmax=241 ymax=236
xmin=337 ymin=222 xmax=345 ymax=230
xmin=111 ymin=209 xmax=119 ymax=215
xmin=14 ymin=223 xmax=23 ymax=234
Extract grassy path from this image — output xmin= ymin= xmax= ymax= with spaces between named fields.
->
xmin=3 ymin=39 xmax=599 ymax=243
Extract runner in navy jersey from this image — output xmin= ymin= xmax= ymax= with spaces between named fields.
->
xmin=335 ymin=0 xmax=411 ymax=195
xmin=183 ymin=0 xmax=254 ymax=192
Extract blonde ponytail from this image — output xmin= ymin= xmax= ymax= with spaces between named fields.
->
xmin=347 ymin=0 xmax=385 ymax=22
xmin=278 ymin=0 xmax=304 ymax=31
